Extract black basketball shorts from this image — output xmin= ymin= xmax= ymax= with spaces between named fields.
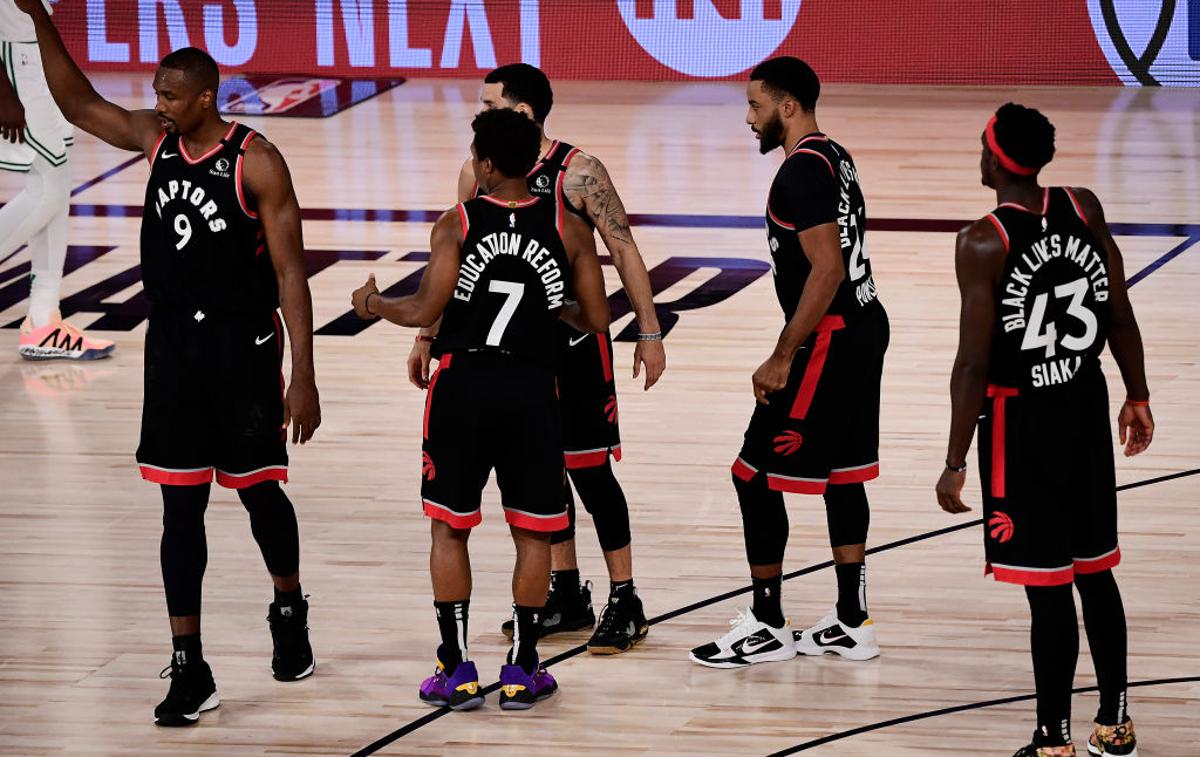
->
xmin=558 ymin=323 xmax=621 ymax=469
xmin=978 ymin=376 xmax=1120 ymax=586
xmin=421 ymin=351 xmax=568 ymax=532
xmin=136 ymin=309 xmax=288 ymax=488
xmin=733 ymin=309 xmax=889 ymax=494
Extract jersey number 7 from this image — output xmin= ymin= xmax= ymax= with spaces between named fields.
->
xmin=486 ymin=280 xmax=525 ymax=346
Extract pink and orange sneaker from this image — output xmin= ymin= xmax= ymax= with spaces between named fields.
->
xmin=18 ymin=313 xmax=115 ymax=361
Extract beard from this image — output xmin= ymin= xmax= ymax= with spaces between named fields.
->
xmin=757 ymin=112 xmax=785 ymax=154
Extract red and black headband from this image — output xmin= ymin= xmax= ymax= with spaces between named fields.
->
xmin=985 ymin=115 xmax=1038 ymax=176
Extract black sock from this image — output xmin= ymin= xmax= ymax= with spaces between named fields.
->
xmin=510 ymin=604 xmax=541 ymax=673
xmin=751 ymin=574 xmax=784 ymax=628
xmin=274 ymin=585 xmax=303 ymax=610
xmin=550 ymin=569 xmax=580 ymax=595
xmin=835 ymin=562 xmax=868 ymax=627
xmin=434 ymin=599 xmax=469 ymax=675
xmin=610 ymin=579 xmax=635 ymax=600
xmin=171 ymin=633 xmax=203 ymax=666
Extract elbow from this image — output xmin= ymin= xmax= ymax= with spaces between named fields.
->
xmin=588 ymin=311 xmax=611 ymax=334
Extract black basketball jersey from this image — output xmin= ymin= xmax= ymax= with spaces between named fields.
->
xmin=765 ymin=134 xmax=881 ymax=321
xmin=433 ymin=195 xmax=571 ymax=367
xmin=141 ymin=122 xmax=278 ymax=316
xmin=475 ymin=139 xmax=593 ymax=228
xmin=985 ymin=187 xmax=1111 ymax=392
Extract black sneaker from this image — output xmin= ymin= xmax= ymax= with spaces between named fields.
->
xmin=1012 ymin=732 xmax=1077 ymax=756
xmin=501 ymin=580 xmax=596 ymax=639
xmin=268 ymin=597 xmax=315 ymax=681
xmin=587 ymin=591 xmax=649 ymax=655
xmin=154 ymin=652 xmax=219 ymax=727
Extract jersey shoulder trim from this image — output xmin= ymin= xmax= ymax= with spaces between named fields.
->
xmin=1062 ymin=187 xmax=1089 ymax=224
xmin=235 ymin=128 xmax=259 ymax=219
xmin=456 ymin=202 xmax=470 ymax=237
xmin=148 ymin=131 xmax=168 ymax=169
xmin=984 ymin=213 xmax=1010 ymax=252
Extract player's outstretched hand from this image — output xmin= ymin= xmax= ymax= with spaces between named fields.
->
xmin=751 ymin=354 xmax=789 ymax=405
xmin=351 ymin=274 xmax=380 ymax=320
xmin=407 ymin=339 xmax=432 ymax=390
xmin=633 ymin=339 xmax=665 ymax=391
xmin=935 ymin=467 xmax=971 ymax=513
xmin=0 ymin=91 xmax=25 ymax=144
xmin=1118 ymin=401 xmax=1154 ymax=457
xmin=283 ymin=376 xmax=321 ymax=445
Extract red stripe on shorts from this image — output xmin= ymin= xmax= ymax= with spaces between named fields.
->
xmin=1074 ymin=547 xmax=1121 ymax=574
xmin=598 ymin=333 xmax=613 ymax=382
xmin=504 ymin=508 xmax=570 ymax=533
xmin=216 ymin=466 xmax=288 ymax=489
xmin=986 ymin=385 xmax=1019 ymax=498
xmin=828 ymin=462 xmax=880 ymax=485
xmin=789 ymin=315 xmax=845 ymax=420
xmin=139 ymin=465 xmax=214 ymax=486
xmin=987 ymin=562 xmax=1074 ymax=587
xmin=423 ymin=353 xmax=452 ymax=439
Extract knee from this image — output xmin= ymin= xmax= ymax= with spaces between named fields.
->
xmin=824 ymin=483 xmax=870 ymax=548
xmin=237 ymin=480 xmax=286 ymax=511
xmin=734 ymin=472 xmax=788 ymax=565
xmin=431 ymin=518 xmax=471 ymax=545
xmin=570 ymin=463 xmax=631 ymax=552
xmin=1074 ymin=569 xmax=1119 ymax=598
xmin=161 ymin=485 xmax=209 ymax=531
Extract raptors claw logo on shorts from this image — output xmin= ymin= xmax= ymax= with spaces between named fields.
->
xmin=772 ymin=430 xmax=803 ymax=456
xmin=605 ymin=395 xmax=618 ymax=424
xmin=421 ymin=451 xmax=437 ymax=481
xmin=988 ymin=511 xmax=1015 ymax=543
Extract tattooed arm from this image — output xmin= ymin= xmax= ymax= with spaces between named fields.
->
xmin=563 ymin=152 xmax=666 ymax=390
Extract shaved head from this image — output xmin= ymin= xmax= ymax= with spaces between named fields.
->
xmin=158 ymin=47 xmax=219 ymax=94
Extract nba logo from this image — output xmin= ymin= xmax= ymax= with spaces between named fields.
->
xmin=617 ymin=1 xmax=803 ymax=77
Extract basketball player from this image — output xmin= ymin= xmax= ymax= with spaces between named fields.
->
xmin=690 ymin=57 xmax=888 ymax=668
xmin=351 ymin=108 xmax=609 ymax=710
xmin=18 ymin=1 xmax=322 ymax=727
xmin=1 ymin=0 xmax=113 ymax=360
xmin=936 ymin=103 xmax=1150 ymax=757
xmin=408 ymin=63 xmax=662 ymax=654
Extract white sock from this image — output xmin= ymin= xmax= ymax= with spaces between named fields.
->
xmin=0 ymin=156 xmax=71 ymax=327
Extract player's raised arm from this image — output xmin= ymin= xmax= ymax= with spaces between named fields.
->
xmin=17 ymin=0 xmax=159 ymax=155
xmin=1072 ymin=186 xmax=1154 ymax=456
xmin=354 ymin=210 xmax=461 ymax=328
xmin=564 ymin=152 xmax=665 ymax=389
xmin=560 ymin=212 xmax=610 ymax=334
xmin=243 ymin=137 xmax=321 ymax=445
xmin=935 ymin=220 xmax=1006 ymax=514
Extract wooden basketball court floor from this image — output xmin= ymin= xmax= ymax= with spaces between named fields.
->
xmin=0 ymin=78 xmax=1197 ymax=756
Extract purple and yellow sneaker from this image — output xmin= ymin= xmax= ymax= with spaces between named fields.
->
xmin=418 ymin=660 xmax=484 ymax=711
xmin=498 ymin=662 xmax=557 ymax=710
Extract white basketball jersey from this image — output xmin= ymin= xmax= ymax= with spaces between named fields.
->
xmin=0 ymin=0 xmax=52 ymax=43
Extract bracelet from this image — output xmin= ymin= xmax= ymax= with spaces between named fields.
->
xmin=1125 ymin=398 xmax=1149 ymax=406
xmin=636 ymin=331 xmax=663 ymax=342
xmin=945 ymin=460 xmax=968 ymax=473
xmin=364 ymin=291 xmax=379 ymax=316
xmin=415 ymin=335 xmax=435 ymax=343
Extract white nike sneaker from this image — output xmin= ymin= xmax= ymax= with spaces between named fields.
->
xmin=688 ymin=607 xmax=796 ymax=668
xmin=793 ymin=609 xmax=880 ymax=661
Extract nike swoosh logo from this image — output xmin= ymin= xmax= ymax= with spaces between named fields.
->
xmin=568 ymin=333 xmax=591 ymax=347
xmin=161 ymin=151 xmax=178 ymax=159
xmin=817 ymin=628 xmax=848 ymax=645
xmin=739 ymin=636 xmax=777 ymax=655
xmin=255 ymin=333 xmax=275 ymax=345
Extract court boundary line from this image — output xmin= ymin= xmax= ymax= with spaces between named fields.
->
xmin=766 ymin=675 xmax=1200 ymax=755
xmin=350 ymin=467 xmax=1199 ymax=756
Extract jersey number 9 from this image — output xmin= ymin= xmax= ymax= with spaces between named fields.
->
xmin=173 ymin=214 xmax=193 ymax=251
